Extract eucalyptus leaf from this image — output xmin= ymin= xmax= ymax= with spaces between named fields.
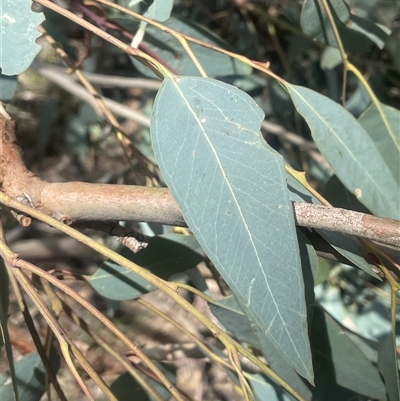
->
xmin=151 ymin=76 xmax=313 ymax=381
xmin=378 ymin=334 xmax=400 ymax=401
xmin=131 ymin=18 xmax=251 ymax=78
xmin=0 ymin=73 xmax=18 ymax=102
xmin=143 ymin=0 xmax=174 ymax=22
xmin=311 ymin=306 xmax=386 ymax=400
xmin=87 ymin=234 xmax=203 ymax=301
xmin=347 ymin=15 xmax=390 ymax=50
xmin=358 ymin=101 xmax=400 ymax=183
xmin=286 ymin=83 xmax=399 ymax=219
xmin=0 ymin=0 xmax=44 ymax=75
xmin=300 ymin=0 xmax=372 ymax=52
xmin=248 ymin=373 xmax=292 ymax=401
xmin=0 ymin=352 xmax=52 ymax=401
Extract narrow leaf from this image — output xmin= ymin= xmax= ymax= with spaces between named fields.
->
xmin=286 ymin=83 xmax=399 ymax=219
xmin=358 ymin=101 xmax=400 ymax=183
xmin=378 ymin=334 xmax=400 ymax=401
xmin=151 ymin=76 xmax=313 ymax=381
xmin=311 ymin=306 xmax=386 ymax=400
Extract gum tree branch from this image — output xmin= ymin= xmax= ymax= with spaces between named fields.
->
xmin=1 ymin=112 xmax=399 ymax=248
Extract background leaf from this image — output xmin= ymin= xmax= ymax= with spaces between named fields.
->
xmin=0 ymin=0 xmax=44 ymax=75
xmin=310 ymin=305 xmax=386 ymax=400
xmin=110 ymin=364 xmax=174 ymax=401
xmin=378 ymin=334 xmax=400 ymax=401
xmin=130 ymin=18 xmax=251 ymax=77
xmin=248 ymin=373 xmax=292 ymax=401
xmin=0 ymin=73 xmax=18 ymax=102
xmin=210 ymin=296 xmax=313 ymax=400
xmin=358 ymin=101 xmax=400 ymax=183
xmin=151 ymin=76 xmax=313 ymax=381
xmin=0 ymin=352 xmax=50 ymax=401
xmin=286 ymin=83 xmax=399 ymax=219
xmin=143 ymin=0 xmax=174 ymax=22
xmin=86 ymin=234 xmax=203 ymax=301
xmin=300 ymin=0 xmax=372 ymax=52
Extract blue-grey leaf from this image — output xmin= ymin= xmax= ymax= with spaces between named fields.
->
xmin=131 ymin=18 xmax=251 ymax=78
xmin=87 ymin=234 xmax=203 ymax=301
xmin=311 ymin=306 xmax=386 ymax=400
xmin=286 ymin=83 xmax=399 ymax=219
xmin=358 ymin=101 xmax=400 ymax=184
xmin=210 ymin=295 xmax=313 ymax=399
xmin=378 ymin=334 xmax=400 ymax=401
xmin=0 ymin=0 xmax=45 ymax=75
xmin=151 ymin=76 xmax=313 ymax=381
xmin=0 ymin=73 xmax=18 ymax=102
xmin=144 ymin=0 xmax=174 ymax=22
xmin=1 ymin=352 xmax=46 ymax=401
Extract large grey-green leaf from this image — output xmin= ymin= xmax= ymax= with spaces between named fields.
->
xmin=358 ymin=102 xmax=400 ymax=183
xmin=151 ymin=76 xmax=313 ymax=381
xmin=286 ymin=83 xmax=399 ymax=219
xmin=0 ymin=0 xmax=44 ymax=75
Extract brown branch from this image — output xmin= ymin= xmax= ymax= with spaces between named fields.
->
xmin=293 ymin=203 xmax=400 ymax=248
xmin=1 ymin=112 xmax=399 ymax=248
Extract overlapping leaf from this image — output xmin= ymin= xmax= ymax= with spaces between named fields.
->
xmin=300 ymin=0 xmax=388 ymax=52
xmin=1 ymin=352 xmax=47 ymax=401
xmin=378 ymin=334 xmax=400 ymax=401
xmin=358 ymin=102 xmax=400 ymax=183
xmin=286 ymin=84 xmax=399 ymax=219
xmin=130 ymin=18 xmax=251 ymax=78
xmin=144 ymin=0 xmax=174 ymax=22
xmin=87 ymin=234 xmax=203 ymax=301
xmin=151 ymin=76 xmax=313 ymax=381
